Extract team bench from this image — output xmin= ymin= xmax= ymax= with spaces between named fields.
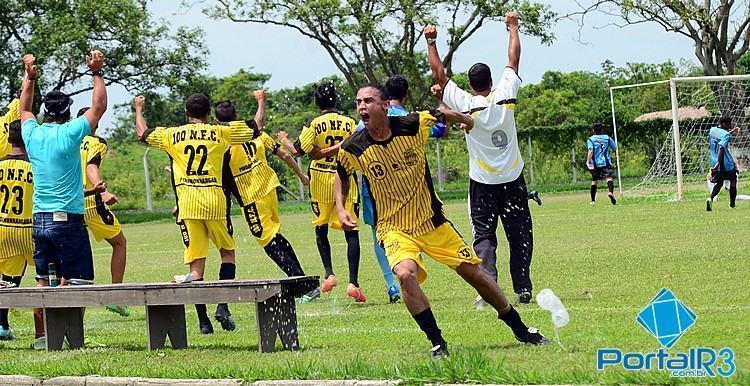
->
xmin=0 ymin=276 xmax=318 ymax=352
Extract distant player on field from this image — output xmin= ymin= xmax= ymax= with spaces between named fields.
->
xmin=0 ymin=121 xmax=34 ymax=340
xmin=77 ymin=107 xmax=129 ymax=317
xmin=216 ymin=91 xmax=319 ymax=301
xmin=706 ymin=116 xmax=740 ymax=211
xmin=335 ymin=83 xmax=549 ymax=358
xmin=277 ymin=82 xmax=365 ymax=303
xmin=586 ymin=122 xmax=617 ymax=206
xmin=135 ymin=94 xmax=253 ymax=334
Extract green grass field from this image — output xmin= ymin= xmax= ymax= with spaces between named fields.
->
xmin=0 ymin=193 xmax=747 ymax=385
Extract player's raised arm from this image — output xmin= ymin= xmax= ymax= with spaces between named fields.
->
xmin=505 ymin=11 xmax=520 ymax=73
xmin=275 ymin=147 xmax=310 ymax=186
xmin=134 ymin=96 xmax=149 ymax=140
xmin=253 ymin=89 xmax=266 ymax=129
xmin=19 ymin=54 xmax=37 ymax=123
xmin=310 ymin=143 xmax=341 ymax=160
xmin=82 ymin=50 xmax=108 ymax=129
xmin=276 ymin=131 xmax=303 ymax=157
xmin=424 ymin=25 xmax=448 ymax=89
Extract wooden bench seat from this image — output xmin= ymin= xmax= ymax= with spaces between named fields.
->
xmin=0 ymin=276 xmax=318 ymax=352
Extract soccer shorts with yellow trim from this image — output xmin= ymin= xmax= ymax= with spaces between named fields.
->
xmin=85 ymin=205 xmax=123 ymax=242
xmin=310 ymin=200 xmax=359 ymax=230
xmin=243 ymin=190 xmax=281 ymax=248
xmin=380 ymin=222 xmax=482 ymax=284
xmin=0 ymin=254 xmax=33 ymax=277
xmin=178 ymin=219 xmax=236 ymax=264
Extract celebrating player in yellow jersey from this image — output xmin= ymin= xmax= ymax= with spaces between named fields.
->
xmin=77 ymin=107 xmax=129 ymax=317
xmin=135 ymin=94 xmax=253 ymax=334
xmin=334 ymin=84 xmax=549 ymax=359
xmin=215 ymin=90 xmax=318 ymax=301
xmin=277 ymin=82 xmax=365 ymax=302
xmin=0 ymin=99 xmax=20 ymax=158
xmin=0 ymin=120 xmax=34 ymax=340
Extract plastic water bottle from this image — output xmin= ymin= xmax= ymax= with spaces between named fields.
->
xmin=48 ymin=263 xmax=60 ymax=287
xmin=536 ymin=288 xmax=569 ymax=328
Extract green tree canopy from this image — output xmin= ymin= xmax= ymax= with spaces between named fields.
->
xmin=0 ymin=0 xmax=208 ymax=100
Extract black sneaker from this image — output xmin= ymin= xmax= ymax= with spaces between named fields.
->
xmin=430 ymin=342 xmax=450 ymax=360
xmin=515 ymin=327 xmax=551 ymax=345
xmin=517 ymin=291 xmax=532 ymax=304
xmin=214 ymin=304 xmax=236 ymax=331
xmin=529 ymin=190 xmax=542 ymax=206
xmin=706 ymin=198 xmax=712 ymax=212
xmin=609 ymin=194 xmax=617 ymax=205
xmin=199 ymin=319 xmax=214 ymax=334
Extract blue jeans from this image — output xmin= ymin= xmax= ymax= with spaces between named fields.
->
xmin=32 ymin=213 xmax=94 ymax=281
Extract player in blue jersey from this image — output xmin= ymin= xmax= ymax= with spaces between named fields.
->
xmin=586 ymin=123 xmax=618 ymax=206
xmin=706 ymin=116 xmax=740 ymax=211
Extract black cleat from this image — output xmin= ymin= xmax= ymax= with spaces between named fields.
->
xmin=430 ymin=342 xmax=450 ymax=360
xmin=529 ymin=190 xmax=542 ymax=206
xmin=517 ymin=291 xmax=532 ymax=304
xmin=706 ymin=198 xmax=712 ymax=212
xmin=515 ymin=327 xmax=551 ymax=346
xmin=199 ymin=319 xmax=214 ymax=334
xmin=609 ymin=194 xmax=617 ymax=205
xmin=214 ymin=304 xmax=236 ymax=331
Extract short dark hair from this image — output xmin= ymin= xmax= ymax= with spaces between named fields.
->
xmin=359 ymin=83 xmax=388 ymax=101
xmin=43 ymin=90 xmax=73 ymax=123
xmin=719 ymin=116 xmax=732 ymax=126
xmin=214 ymin=100 xmax=237 ymax=123
xmin=314 ymin=82 xmax=337 ymax=110
xmin=592 ymin=122 xmax=604 ymax=134
xmin=8 ymin=120 xmax=23 ymax=147
xmin=385 ymin=75 xmax=409 ymax=100
xmin=77 ymin=107 xmax=90 ymax=117
xmin=185 ymin=93 xmax=211 ymax=119
xmin=468 ymin=63 xmax=492 ymax=92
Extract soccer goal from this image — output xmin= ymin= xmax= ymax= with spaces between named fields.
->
xmin=610 ymin=74 xmax=750 ymax=200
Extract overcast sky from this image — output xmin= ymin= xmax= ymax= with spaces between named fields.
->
xmin=73 ymin=0 xmax=696 ymax=130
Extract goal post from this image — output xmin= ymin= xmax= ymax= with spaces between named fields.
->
xmin=610 ymin=74 xmax=750 ymax=200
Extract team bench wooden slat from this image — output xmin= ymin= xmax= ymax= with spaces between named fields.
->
xmin=0 ymin=276 xmax=319 ymax=353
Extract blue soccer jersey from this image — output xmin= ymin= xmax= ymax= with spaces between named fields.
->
xmin=587 ymin=134 xmax=617 ymax=168
xmin=708 ymin=127 xmax=736 ymax=171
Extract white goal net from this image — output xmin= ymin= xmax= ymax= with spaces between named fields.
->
xmin=611 ymin=75 xmax=750 ymax=200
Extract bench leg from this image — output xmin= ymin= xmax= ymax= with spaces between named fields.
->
xmin=146 ymin=305 xmax=187 ymax=350
xmin=256 ymin=294 xmax=299 ymax=353
xmin=43 ymin=307 xmax=84 ymax=351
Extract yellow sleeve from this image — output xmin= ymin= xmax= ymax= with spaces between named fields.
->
xmin=260 ymin=133 xmax=279 ymax=152
xmin=297 ymin=125 xmax=316 ymax=154
xmin=227 ymin=122 xmax=254 ymax=145
xmin=143 ymin=127 xmax=167 ymax=151
xmin=87 ymin=140 xmax=108 ymax=164
xmin=417 ymin=111 xmax=440 ymax=143
xmin=336 ymin=147 xmax=360 ymax=177
xmin=2 ymin=99 xmax=20 ymax=123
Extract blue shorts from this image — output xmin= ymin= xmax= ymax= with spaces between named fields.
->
xmin=32 ymin=213 xmax=94 ymax=281
xmin=361 ymin=183 xmax=375 ymax=226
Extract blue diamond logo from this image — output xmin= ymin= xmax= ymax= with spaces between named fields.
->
xmin=636 ymin=288 xmax=696 ymax=348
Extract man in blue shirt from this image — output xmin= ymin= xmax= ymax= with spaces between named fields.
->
xmin=19 ymin=52 xmax=107 ymax=348
xmin=586 ymin=123 xmax=618 ymax=205
xmin=707 ymin=116 xmax=740 ymax=211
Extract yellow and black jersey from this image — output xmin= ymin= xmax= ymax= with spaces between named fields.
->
xmin=80 ymin=135 xmax=108 ymax=211
xmin=142 ymin=122 xmax=253 ymax=220
xmin=0 ymin=99 xmax=20 ymax=158
xmin=294 ymin=111 xmax=357 ymax=203
xmin=0 ymin=154 xmax=34 ymax=258
xmin=337 ymin=111 xmax=446 ymax=239
xmin=226 ymin=120 xmax=281 ymax=205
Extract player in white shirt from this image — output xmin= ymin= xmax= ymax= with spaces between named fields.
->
xmin=424 ymin=11 xmax=535 ymax=306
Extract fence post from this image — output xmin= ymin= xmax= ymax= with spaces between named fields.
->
xmin=143 ymin=148 xmax=153 ymax=211
xmin=436 ymin=138 xmax=444 ymax=192
xmin=527 ymin=135 xmax=535 ymax=184
xmin=571 ymin=144 xmax=577 ymax=183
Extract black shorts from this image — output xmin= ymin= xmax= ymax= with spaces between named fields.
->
xmin=710 ymin=169 xmax=738 ymax=183
xmin=590 ymin=167 xmax=614 ymax=181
